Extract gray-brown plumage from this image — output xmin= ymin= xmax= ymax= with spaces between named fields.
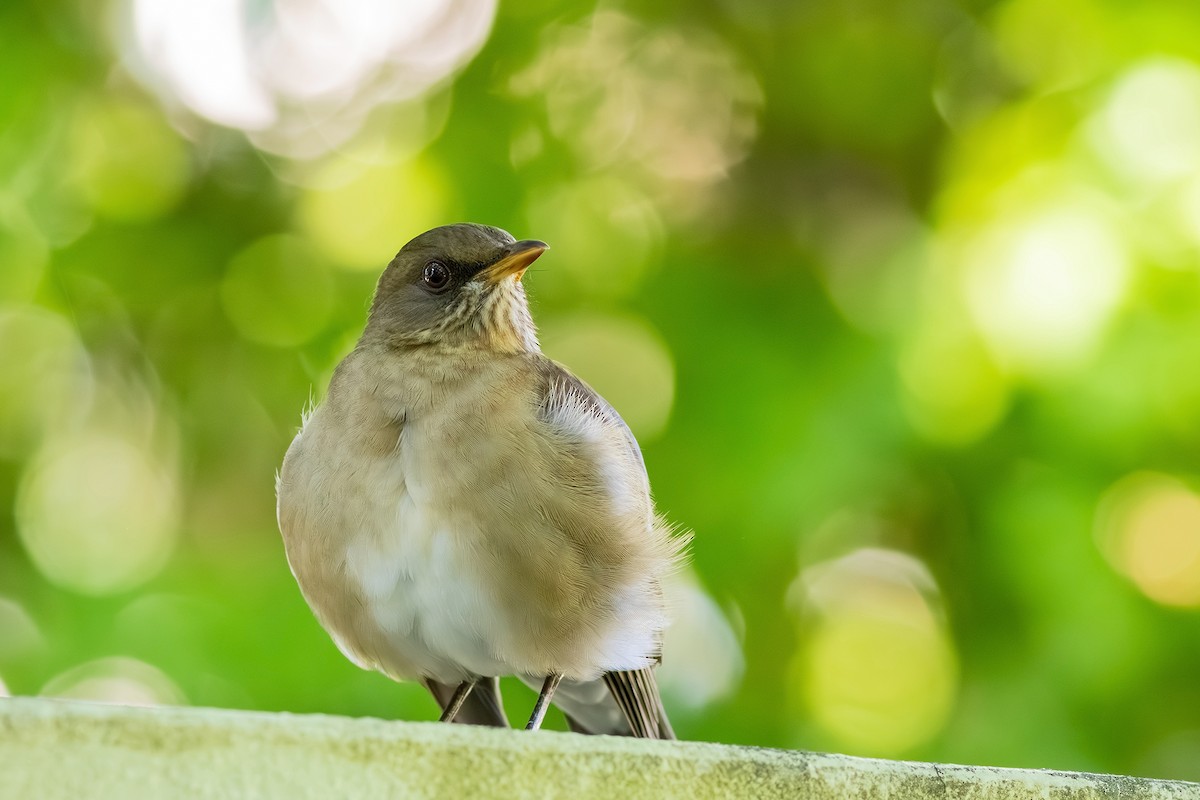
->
xmin=276 ymin=223 xmax=687 ymax=737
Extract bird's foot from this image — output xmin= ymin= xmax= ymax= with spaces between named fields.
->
xmin=524 ymin=673 xmax=563 ymax=731
xmin=438 ymin=678 xmax=477 ymax=723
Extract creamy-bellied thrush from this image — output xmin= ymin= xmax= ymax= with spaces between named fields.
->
xmin=276 ymin=223 xmax=686 ymax=737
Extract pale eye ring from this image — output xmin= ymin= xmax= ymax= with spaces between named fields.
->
xmin=422 ymin=261 xmax=450 ymax=292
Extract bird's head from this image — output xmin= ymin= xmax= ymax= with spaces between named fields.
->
xmin=365 ymin=223 xmax=548 ymax=353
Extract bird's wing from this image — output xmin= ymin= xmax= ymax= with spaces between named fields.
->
xmin=534 ymin=358 xmax=647 ymax=472
xmin=533 ymin=356 xmax=673 ymax=652
xmin=424 ymin=676 xmax=509 ymax=728
xmin=530 ymin=359 xmax=678 ymax=739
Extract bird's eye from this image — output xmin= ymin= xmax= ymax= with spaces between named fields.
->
xmin=422 ymin=261 xmax=450 ymax=292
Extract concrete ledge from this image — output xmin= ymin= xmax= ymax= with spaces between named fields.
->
xmin=0 ymin=697 xmax=1196 ymax=799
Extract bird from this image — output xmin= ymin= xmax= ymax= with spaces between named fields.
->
xmin=276 ymin=222 xmax=687 ymax=737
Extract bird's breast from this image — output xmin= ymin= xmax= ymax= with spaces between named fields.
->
xmin=278 ymin=397 xmax=516 ymax=682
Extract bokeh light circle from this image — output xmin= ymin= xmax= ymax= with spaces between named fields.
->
xmin=122 ymin=0 xmax=497 ymax=158
xmin=524 ymin=177 xmax=662 ymax=301
xmin=1091 ymin=58 xmax=1200 ymax=187
xmin=964 ymin=200 xmax=1128 ymax=375
xmin=899 ymin=324 xmax=1009 ymax=445
xmin=0 ymin=206 xmax=49 ymax=304
xmin=220 ymin=234 xmax=335 ymax=347
xmin=16 ymin=432 xmax=181 ymax=596
xmin=790 ymin=548 xmax=958 ymax=755
xmin=299 ymin=155 xmax=450 ymax=270
xmin=657 ymin=575 xmax=744 ymax=710
xmin=41 ymin=656 xmax=186 ymax=706
xmin=510 ymin=10 xmax=760 ymax=213
xmin=1097 ymin=472 xmax=1200 ymax=608
xmin=0 ymin=597 xmax=46 ymax=662
xmin=0 ymin=308 xmax=92 ymax=459
xmin=69 ymin=98 xmax=191 ymax=222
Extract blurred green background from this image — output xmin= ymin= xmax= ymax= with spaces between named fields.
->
xmin=3 ymin=0 xmax=1200 ymax=782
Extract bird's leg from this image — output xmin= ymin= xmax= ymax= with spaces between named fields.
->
xmin=439 ymin=678 xmax=477 ymax=723
xmin=524 ymin=673 xmax=563 ymax=731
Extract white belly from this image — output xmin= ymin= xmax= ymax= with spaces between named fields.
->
xmin=342 ymin=490 xmax=511 ymax=681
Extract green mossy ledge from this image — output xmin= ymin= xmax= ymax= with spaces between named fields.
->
xmin=0 ymin=697 xmax=1196 ymax=799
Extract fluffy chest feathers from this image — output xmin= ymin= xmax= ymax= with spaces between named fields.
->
xmin=276 ymin=348 xmax=679 ymax=683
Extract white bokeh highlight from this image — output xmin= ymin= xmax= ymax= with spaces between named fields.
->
xmin=964 ymin=198 xmax=1128 ymax=374
xmin=123 ymin=0 xmax=497 ymax=157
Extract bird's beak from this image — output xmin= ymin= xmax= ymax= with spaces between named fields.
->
xmin=481 ymin=240 xmax=548 ymax=284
